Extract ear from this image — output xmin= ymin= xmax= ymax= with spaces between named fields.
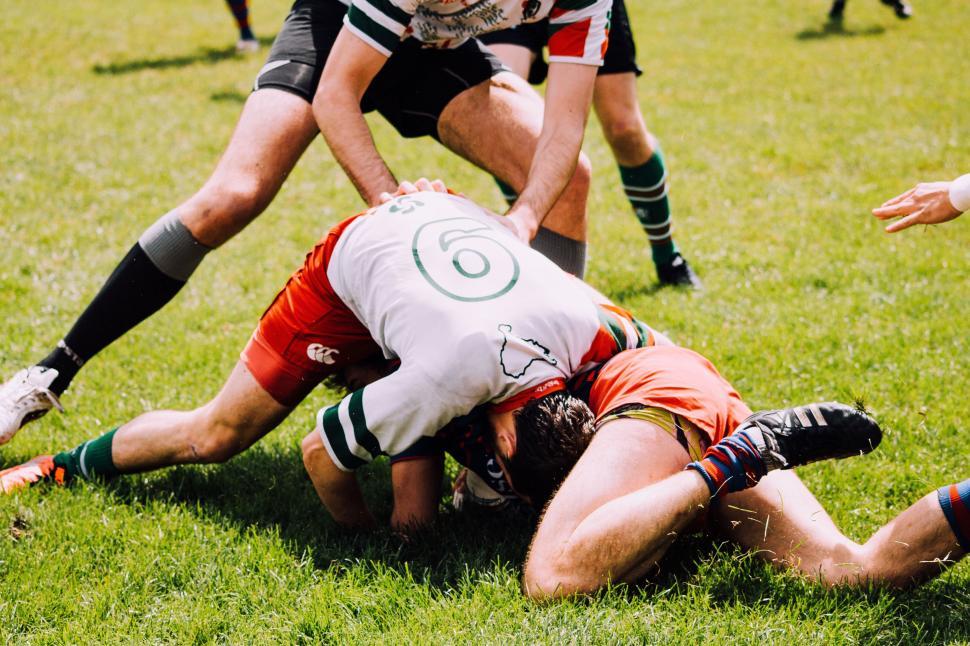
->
xmin=488 ymin=408 xmax=518 ymax=458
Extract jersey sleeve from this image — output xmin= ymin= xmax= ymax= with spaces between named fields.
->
xmin=316 ymin=364 xmax=484 ymax=472
xmin=344 ymin=0 xmax=417 ymax=57
xmin=546 ymin=0 xmax=611 ymax=66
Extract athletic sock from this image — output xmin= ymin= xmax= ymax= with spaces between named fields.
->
xmin=495 ymin=179 xmax=518 ymax=208
xmin=226 ymin=0 xmax=255 ymax=40
xmin=619 ymin=150 xmax=679 ymax=267
xmin=686 ymin=428 xmax=768 ymax=498
xmin=37 ymin=243 xmax=187 ymax=395
xmin=530 ymin=227 xmax=587 ymax=278
xmin=937 ymin=479 xmax=970 ymax=551
xmin=52 ymin=428 xmax=120 ymax=482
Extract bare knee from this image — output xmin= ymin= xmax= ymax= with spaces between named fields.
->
xmin=601 ymin=117 xmax=652 ymax=166
xmin=181 ymin=174 xmax=272 ymax=247
xmin=561 ymin=152 xmax=592 ymax=200
xmin=185 ymin=414 xmax=250 ymax=464
xmin=301 ymin=431 xmax=325 ymax=470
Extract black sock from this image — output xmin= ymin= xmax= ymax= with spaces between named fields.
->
xmin=38 ymin=243 xmax=185 ymax=395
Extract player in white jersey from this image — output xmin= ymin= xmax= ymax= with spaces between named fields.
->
xmin=0 ymin=191 xmax=658 ymax=531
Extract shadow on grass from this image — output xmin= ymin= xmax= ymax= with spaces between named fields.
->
xmin=92 ymin=36 xmax=276 ymax=75
xmin=107 ymin=446 xmax=537 ymax=590
xmin=65 ymin=448 xmax=970 ymax=636
xmin=795 ymin=21 xmax=886 ymax=40
xmin=210 ymin=90 xmax=249 ymax=104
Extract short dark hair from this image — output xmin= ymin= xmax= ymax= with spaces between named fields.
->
xmin=503 ymin=391 xmax=596 ymax=507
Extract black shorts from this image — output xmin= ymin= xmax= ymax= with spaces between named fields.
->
xmin=478 ymin=0 xmax=641 ymax=83
xmin=254 ymin=0 xmax=505 ymax=139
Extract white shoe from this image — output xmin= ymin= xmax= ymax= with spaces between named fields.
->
xmin=0 ymin=367 xmax=63 ymax=445
xmin=235 ymin=38 xmax=260 ymax=54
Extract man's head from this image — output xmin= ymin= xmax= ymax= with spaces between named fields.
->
xmin=490 ymin=391 xmax=596 ymax=507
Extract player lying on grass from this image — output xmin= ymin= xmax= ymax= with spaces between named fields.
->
xmin=494 ymin=346 xmax=967 ymax=597
xmin=0 ymin=190 xmax=662 ymax=529
xmin=0 ymin=0 xmax=615 ymax=443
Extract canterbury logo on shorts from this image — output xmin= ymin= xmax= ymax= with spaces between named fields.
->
xmin=307 ymin=343 xmax=340 ymax=365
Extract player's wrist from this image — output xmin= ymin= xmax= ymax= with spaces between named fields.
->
xmin=947 ymin=174 xmax=970 ymax=213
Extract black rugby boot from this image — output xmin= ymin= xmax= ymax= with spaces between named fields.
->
xmin=740 ymin=402 xmax=882 ymax=471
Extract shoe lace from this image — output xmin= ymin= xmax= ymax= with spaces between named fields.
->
xmin=0 ymin=378 xmax=63 ymax=413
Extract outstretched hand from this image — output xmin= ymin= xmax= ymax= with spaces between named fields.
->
xmin=872 ymin=182 xmax=963 ymax=233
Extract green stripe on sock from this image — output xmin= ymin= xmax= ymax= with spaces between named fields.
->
xmin=53 ymin=428 xmax=120 ymax=482
xmin=619 ymin=151 xmax=679 ymax=266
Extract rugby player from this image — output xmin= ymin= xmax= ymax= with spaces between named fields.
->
xmin=0 ymin=0 xmax=614 ymax=443
xmin=0 ymin=191 xmax=660 ymax=530
xmin=872 ymin=174 xmax=970 ymax=232
xmin=225 ymin=0 xmax=259 ymax=52
xmin=479 ymin=0 xmax=702 ymax=289
xmin=828 ymin=0 xmax=913 ymax=22
xmin=498 ymin=346 xmax=966 ymax=596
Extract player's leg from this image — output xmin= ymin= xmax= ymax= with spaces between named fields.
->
xmin=0 ymin=361 xmax=292 ymax=492
xmin=880 ymin=0 xmax=913 ymax=19
xmin=829 ymin=0 xmax=846 ymax=21
xmin=477 ymin=24 xmax=544 ymax=208
xmin=437 ymin=71 xmax=591 ymax=277
xmin=225 ymin=0 xmax=258 ymax=52
xmin=716 ymin=471 xmax=966 ymax=588
xmin=592 ymin=0 xmax=699 ymax=288
xmin=523 ymin=400 xmax=882 ymax=598
xmin=0 ymin=5 xmax=331 ymax=441
xmin=478 ymin=43 xmax=536 ymax=206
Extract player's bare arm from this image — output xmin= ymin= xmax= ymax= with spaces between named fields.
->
xmin=314 ymin=27 xmax=398 ymax=206
xmin=302 ymin=430 xmax=378 ymax=530
xmin=507 ymin=63 xmax=598 ymax=240
xmin=523 ymin=420 xmax=709 ymax=599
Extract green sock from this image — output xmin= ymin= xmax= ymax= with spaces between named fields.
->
xmin=619 ymin=150 xmax=679 ymax=266
xmin=494 ymin=178 xmax=518 ymax=207
xmin=53 ymin=428 xmax=120 ymax=482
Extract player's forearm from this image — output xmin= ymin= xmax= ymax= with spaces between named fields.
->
xmin=523 ymin=471 xmax=708 ymax=599
xmin=314 ymin=91 xmax=397 ymax=207
xmin=302 ymin=431 xmax=377 ymax=529
xmin=507 ymin=64 xmax=595 ymax=238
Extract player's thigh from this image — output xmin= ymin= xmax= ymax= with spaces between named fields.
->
xmin=437 ymin=71 xmax=545 ymax=188
xmin=529 ymin=419 xmax=690 ymax=563
xmin=486 ymin=43 xmax=535 ymax=79
xmin=183 ymin=89 xmax=318 ymax=245
xmin=197 ymin=360 xmax=295 ymax=452
xmin=714 ymin=470 xmax=864 ymax=582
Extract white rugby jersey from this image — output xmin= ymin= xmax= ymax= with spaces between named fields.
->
xmin=341 ymin=0 xmax=610 ymax=65
xmin=318 ymin=192 xmax=654 ymax=471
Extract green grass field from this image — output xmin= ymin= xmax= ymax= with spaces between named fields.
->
xmin=2 ymin=0 xmax=969 ymax=642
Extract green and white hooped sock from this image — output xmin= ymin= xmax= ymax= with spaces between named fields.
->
xmin=53 ymin=428 xmax=121 ymax=482
xmin=619 ymin=149 xmax=679 ymax=266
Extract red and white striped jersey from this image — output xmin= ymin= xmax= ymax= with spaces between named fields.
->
xmin=342 ymin=0 xmax=610 ymax=65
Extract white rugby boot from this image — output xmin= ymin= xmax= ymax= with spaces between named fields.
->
xmin=0 ymin=367 xmax=63 ymax=445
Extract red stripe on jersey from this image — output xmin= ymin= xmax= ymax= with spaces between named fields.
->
xmin=548 ymin=17 xmax=592 ymax=59
xmin=491 ymin=378 xmax=566 ymax=413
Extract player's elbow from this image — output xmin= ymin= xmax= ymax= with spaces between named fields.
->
xmin=301 ymin=431 xmax=325 ymax=469
xmin=521 ymin=557 xmax=596 ymax=601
